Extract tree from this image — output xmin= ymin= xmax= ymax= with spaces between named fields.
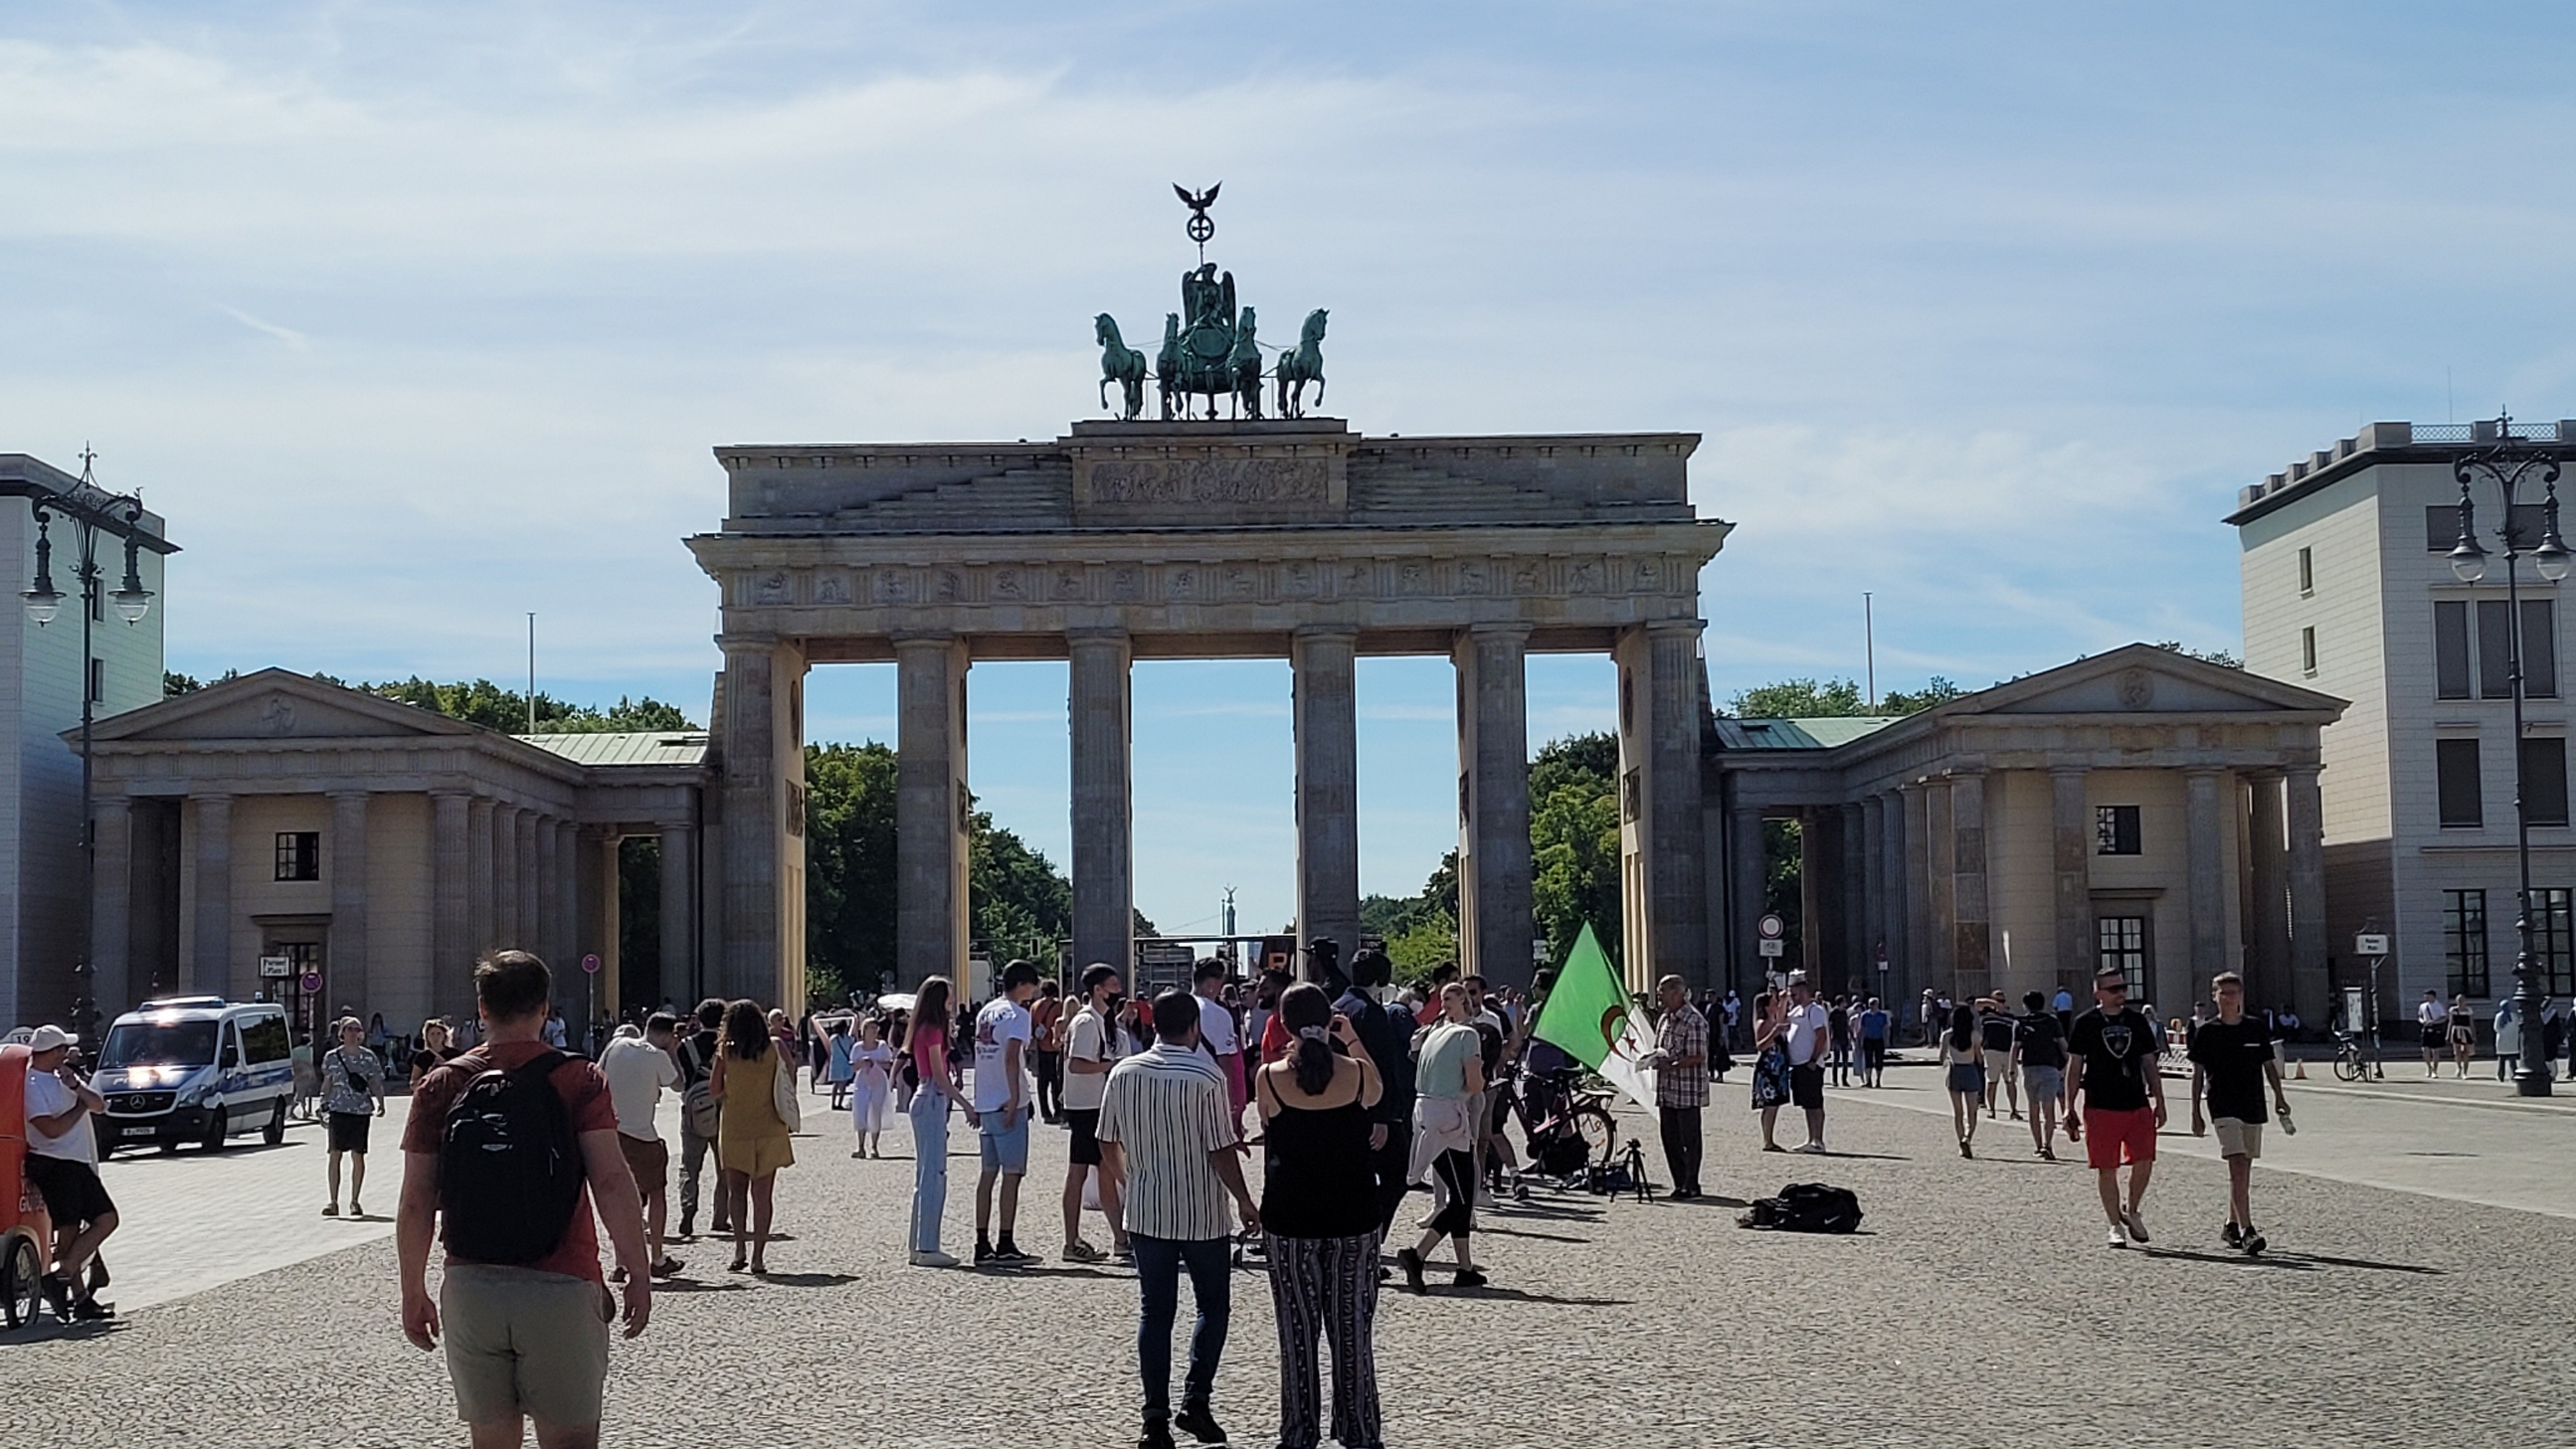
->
xmin=1530 ymin=732 xmax=1621 ymax=971
xmin=2150 ymin=640 xmax=2243 ymax=669
xmin=1880 ymin=676 xmax=1966 ymax=713
xmin=1730 ymin=677 xmax=1868 ymax=718
xmin=361 ymin=676 xmax=696 ymax=734
xmin=805 ymin=742 xmax=899 ymax=1002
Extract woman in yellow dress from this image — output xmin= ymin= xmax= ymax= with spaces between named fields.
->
xmin=710 ymin=997 xmax=794 ymax=1274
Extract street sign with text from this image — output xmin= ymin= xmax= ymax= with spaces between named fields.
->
xmin=2355 ymin=934 xmax=2389 ymax=958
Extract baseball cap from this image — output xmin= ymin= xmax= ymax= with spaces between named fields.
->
xmin=26 ymin=1023 xmax=73 ymax=1052
xmin=1786 ymin=971 xmax=1809 ymax=986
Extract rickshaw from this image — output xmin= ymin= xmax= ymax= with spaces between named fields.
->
xmin=1 ymin=1042 xmax=56 ymax=1329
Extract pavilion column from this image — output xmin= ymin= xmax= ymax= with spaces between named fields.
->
xmin=189 ymin=792 xmax=234 ymax=995
xmin=534 ymin=814 xmax=560 ymax=967
xmin=1797 ymin=810 xmax=1824 ymax=982
xmin=1949 ymin=771 xmax=1990 ymax=1000
xmin=1877 ymin=790 xmax=1907 ymax=997
xmin=432 ymin=791 xmax=471 ymax=1017
xmin=575 ymin=826 xmax=618 ymax=1010
xmin=2051 ymin=767 xmax=2093 ymax=996
xmin=1728 ymin=805 xmax=1765 ymax=995
xmin=467 ymin=797 xmax=496 ymax=952
xmin=2286 ymin=765 xmax=2329 ymax=1024
xmin=92 ymin=795 xmax=134 ymax=1018
xmin=2247 ymin=773 xmax=2291 ymax=1008
xmin=896 ymin=635 xmax=971 ymax=992
xmin=659 ymin=820 xmax=697 ymax=1013
xmin=1839 ymin=802 xmax=1866 ymax=993
xmin=1293 ymin=627 xmax=1362 ymax=975
xmin=2185 ymin=768 xmax=2229 ymax=1005
xmin=1901 ymin=783 xmax=1931 ymax=1022
xmin=1615 ymin=619 xmax=1708 ymax=994
xmin=1455 ymin=624 xmax=1534 ymax=990
xmin=1067 ymin=630 xmax=1135 ymax=977
xmin=329 ymin=791 xmax=373 ymax=1016
xmin=494 ymin=805 xmax=522 ymax=950
xmin=1860 ymin=794 xmax=1888 ymax=986
xmin=514 ymin=809 xmax=540 ymax=956
xmin=1924 ymin=778 xmax=1955 ymax=992
xmin=554 ymin=819 xmax=582 ymax=989
xmin=720 ymin=634 xmax=810 ymax=1004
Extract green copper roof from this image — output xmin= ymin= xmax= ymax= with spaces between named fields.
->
xmin=515 ymin=731 xmax=709 ymax=768
xmin=1710 ymin=715 xmax=1902 ymax=751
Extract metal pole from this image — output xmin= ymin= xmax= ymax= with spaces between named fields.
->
xmin=526 ymin=613 xmax=537 ymax=735
xmin=77 ymin=519 xmax=97 ymax=1051
xmin=2503 ymin=514 xmax=2543 ymax=1094
xmin=1863 ymin=592 xmax=1876 ymax=710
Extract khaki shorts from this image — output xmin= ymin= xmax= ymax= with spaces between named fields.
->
xmin=440 ymin=1264 xmax=613 ymax=1428
xmin=618 ymin=1132 xmax=669 ymax=1197
xmin=2211 ymin=1117 xmax=2263 ymax=1160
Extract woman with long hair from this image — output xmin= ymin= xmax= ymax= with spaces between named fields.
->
xmin=1748 ymin=991 xmax=1791 ymax=1150
xmin=709 ymin=998 xmax=795 ymax=1274
xmin=1941 ymin=1004 xmax=1984 ymax=1159
xmin=847 ymin=1016 xmax=895 ymax=1159
xmin=1255 ymin=984 xmax=1385 ymax=1449
xmin=902 ymin=976 xmax=968 ymax=1267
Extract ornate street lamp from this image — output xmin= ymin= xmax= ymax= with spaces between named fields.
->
xmin=2448 ymin=412 xmax=2569 ymax=1097
xmin=19 ymin=449 xmax=154 ymax=1051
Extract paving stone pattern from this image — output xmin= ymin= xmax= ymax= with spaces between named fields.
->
xmin=5 ymin=1075 xmax=2573 ymax=1447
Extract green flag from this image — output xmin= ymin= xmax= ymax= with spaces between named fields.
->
xmin=1533 ymin=923 xmax=1658 ymax=1112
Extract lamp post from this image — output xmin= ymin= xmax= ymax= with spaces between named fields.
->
xmin=19 ymin=449 xmax=154 ymax=1053
xmin=2446 ymin=412 xmax=2569 ymax=1098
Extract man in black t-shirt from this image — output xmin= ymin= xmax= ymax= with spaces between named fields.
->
xmin=1976 ymin=1001 xmax=2020 ymax=1121
xmin=2014 ymin=991 xmax=2069 ymax=1160
xmin=2065 ymin=966 xmax=2167 ymax=1249
xmin=2187 ymin=972 xmax=2293 ymax=1255
xmin=675 ymin=997 xmax=729 ymax=1240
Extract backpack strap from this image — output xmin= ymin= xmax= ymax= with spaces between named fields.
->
xmin=511 ymin=1048 xmax=572 ymax=1088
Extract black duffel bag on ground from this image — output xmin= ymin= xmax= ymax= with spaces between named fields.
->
xmin=1738 ymin=1181 xmax=1863 ymax=1234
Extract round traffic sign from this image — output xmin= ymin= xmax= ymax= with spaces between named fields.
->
xmin=1757 ymin=914 xmax=1785 ymax=940
xmin=581 ymin=953 xmax=603 ymax=976
xmin=300 ymin=971 xmax=322 ymax=994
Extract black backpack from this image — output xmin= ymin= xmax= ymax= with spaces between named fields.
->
xmin=1739 ymin=1181 xmax=1863 ymax=1234
xmin=439 ymin=1050 xmax=585 ymax=1264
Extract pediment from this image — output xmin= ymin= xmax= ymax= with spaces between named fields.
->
xmin=86 ymin=668 xmax=477 ymax=745
xmin=1958 ymin=644 xmax=2342 ymax=719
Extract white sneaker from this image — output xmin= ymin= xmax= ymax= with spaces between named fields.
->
xmin=2106 ymin=1225 xmax=2127 ymax=1249
xmin=2120 ymin=1207 xmax=2151 ymax=1244
xmin=1793 ymin=1141 xmax=1828 ymax=1155
xmin=910 ymin=1249 xmax=960 ymax=1268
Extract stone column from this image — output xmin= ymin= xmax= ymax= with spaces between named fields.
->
xmin=493 ymin=805 xmax=522 ymax=950
xmin=1614 ymin=620 xmax=1709 ymax=994
xmin=555 ymin=819 xmax=582 ymax=990
xmin=1729 ymin=805 xmax=1766 ymax=994
xmin=1839 ymin=802 xmax=1866 ymax=992
xmin=1455 ymin=624 xmax=1534 ymax=989
xmin=2184 ymin=770 xmax=2229 ymax=1005
xmin=1924 ymin=779 xmax=1955 ymax=990
xmin=534 ymin=815 xmax=560 ymax=967
xmin=576 ymin=825 xmax=618 ymax=1008
xmin=189 ymin=793 xmax=233 ymax=994
xmin=1901 ymin=783 xmax=1930 ymax=1021
xmin=329 ymin=791 xmax=372 ymax=1014
xmin=514 ymin=809 xmax=540 ymax=955
xmin=1878 ymin=791 xmax=1907 ymax=997
xmin=467 ymin=797 xmax=496 ymax=952
xmin=720 ymin=634 xmax=811 ymax=1003
xmin=2051 ymin=768 xmax=2093 ymax=995
xmin=432 ymin=791 xmax=471 ymax=1017
xmin=895 ymin=635 xmax=971 ymax=992
xmin=1861 ymin=794 xmax=1888 ymax=987
xmin=2286 ymin=765 xmax=2329 ymax=1024
xmin=1293 ymin=628 xmax=1362 ymax=973
xmin=1067 ymin=630 xmax=1134 ymax=976
xmin=2247 ymin=773 xmax=2291 ymax=1007
xmin=92 ymin=795 xmax=133 ymax=1016
xmin=1798 ymin=810 xmax=1825 ymax=982
xmin=1949 ymin=771 xmax=1990 ymax=999
xmin=659 ymin=821 xmax=696 ymax=1012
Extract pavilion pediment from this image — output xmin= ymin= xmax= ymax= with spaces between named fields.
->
xmin=1959 ymin=645 xmax=2342 ymax=719
xmin=84 ymin=668 xmax=475 ymax=745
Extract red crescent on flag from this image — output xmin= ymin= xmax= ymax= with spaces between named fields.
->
xmin=1599 ymin=1005 xmax=1633 ymax=1060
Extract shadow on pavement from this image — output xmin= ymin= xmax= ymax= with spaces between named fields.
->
xmin=751 ymin=1271 xmax=859 ymax=1288
xmin=1439 ymin=1285 xmax=1633 ymax=1307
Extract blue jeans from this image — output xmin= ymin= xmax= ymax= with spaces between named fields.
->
xmin=1131 ymin=1232 xmax=1230 ymax=1424
xmin=909 ymin=1091 xmax=949 ymax=1253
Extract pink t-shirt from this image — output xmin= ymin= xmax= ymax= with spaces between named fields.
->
xmin=910 ymin=1026 xmax=948 ymax=1091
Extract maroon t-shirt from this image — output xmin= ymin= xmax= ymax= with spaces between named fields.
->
xmin=403 ymin=1041 xmax=618 ymax=1283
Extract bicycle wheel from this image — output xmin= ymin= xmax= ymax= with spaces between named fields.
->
xmin=2333 ymin=1050 xmax=2364 ymax=1083
xmin=1570 ymin=1106 xmax=1617 ymax=1166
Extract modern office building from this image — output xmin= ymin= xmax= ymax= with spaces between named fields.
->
xmin=2230 ymin=419 xmax=2576 ymax=1027
xmin=1 ymin=454 xmax=170 ymax=1031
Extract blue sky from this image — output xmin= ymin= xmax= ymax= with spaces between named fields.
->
xmin=10 ymin=2 xmax=2576 ymax=935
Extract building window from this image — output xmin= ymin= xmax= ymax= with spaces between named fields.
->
xmin=87 ymin=657 xmax=102 ymax=705
xmin=2436 ymin=738 xmax=2483 ymax=826
xmin=2096 ymin=916 xmax=2148 ymax=994
xmin=2479 ymin=600 xmax=2515 ymax=698
xmin=2523 ymin=599 xmax=2557 ymax=699
xmin=2095 ymin=805 xmax=2141 ymax=855
xmin=2538 ymin=888 xmax=2576 ymax=997
xmin=2444 ymin=889 xmax=2489 ymax=997
xmin=275 ymin=831 xmax=320 ymax=882
xmin=2301 ymin=626 xmax=2317 ymax=675
xmin=2297 ymin=545 xmax=2313 ymax=596
xmin=2436 ymin=600 xmax=2473 ymax=699
xmin=2524 ymin=737 xmax=2570 ymax=826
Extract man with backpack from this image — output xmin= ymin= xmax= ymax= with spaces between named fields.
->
xmin=398 ymin=950 xmax=652 ymax=1446
xmin=675 ymin=997 xmax=728 ymax=1241
xmin=1977 ymin=998 xmax=2020 ymax=1121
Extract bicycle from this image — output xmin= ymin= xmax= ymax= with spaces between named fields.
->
xmin=2331 ymin=1029 xmax=2372 ymax=1082
xmin=1502 ymin=1066 xmax=1620 ymax=1187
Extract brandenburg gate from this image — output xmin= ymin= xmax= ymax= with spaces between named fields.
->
xmin=685 ymin=199 xmax=1727 ymax=1003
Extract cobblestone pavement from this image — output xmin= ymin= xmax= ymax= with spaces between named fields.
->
xmin=6 ymin=1071 xmax=2573 ymax=1448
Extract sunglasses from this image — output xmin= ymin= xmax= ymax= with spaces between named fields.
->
xmin=2100 ymin=983 xmax=2129 ymax=994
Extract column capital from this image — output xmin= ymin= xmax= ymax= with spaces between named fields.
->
xmin=1641 ymin=617 xmax=1708 ymax=638
xmin=1064 ymin=626 xmax=1131 ymax=646
xmin=1462 ymin=621 xmax=1534 ymax=641
xmin=715 ymin=631 xmax=784 ymax=651
xmin=326 ymin=788 xmax=372 ymax=803
xmin=2048 ymin=763 xmax=2091 ymax=778
xmin=890 ymin=632 xmax=960 ymax=651
xmin=2286 ymin=762 xmax=2323 ymax=783
xmin=1293 ymin=624 xmax=1361 ymax=641
xmin=92 ymin=793 xmax=132 ymax=815
xmin=2184 ymin=765 xmax=2231 ymax=780
xmin=656 ymin=818 xmax=696 ymax=836
xmin=188 ymin=789 xmax=235 ymax=804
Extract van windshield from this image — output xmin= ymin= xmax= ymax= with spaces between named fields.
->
xmin=99 ymin=1019 xmax=219 ymax=1069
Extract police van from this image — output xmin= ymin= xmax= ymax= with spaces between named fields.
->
xmin=90 ymin=996 xmax=295 ymax=1154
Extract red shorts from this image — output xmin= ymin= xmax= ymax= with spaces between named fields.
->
xmin=2083 ymin=1106 xmax=2157 ymax=1169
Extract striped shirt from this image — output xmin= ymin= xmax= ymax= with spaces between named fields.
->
xmin=1095 ymin=1044 xmax=1235 ymax=1242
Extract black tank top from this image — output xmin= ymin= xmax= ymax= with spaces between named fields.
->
xmin=1259 ymin=1090 xmax=1380 ymax=1239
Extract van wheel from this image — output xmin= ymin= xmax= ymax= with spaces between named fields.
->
xmin=1 ymin=1235 xmax=39 ymax=1329
xmin=201 ymin=1107 xmax=229 ymax=1151
xmin=263 ymin=1100 xmax=286 ymax=1146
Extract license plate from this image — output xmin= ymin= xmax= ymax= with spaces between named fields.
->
xmin=120 ymin=1124 xmax=155 ymax=1139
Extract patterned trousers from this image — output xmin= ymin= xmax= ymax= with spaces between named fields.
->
xmin=1264 ymin=1231 xmax=1383 ymax=1449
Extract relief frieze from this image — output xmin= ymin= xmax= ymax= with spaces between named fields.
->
xmin=1086 ymin=455 xmax=1330 ymax=506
